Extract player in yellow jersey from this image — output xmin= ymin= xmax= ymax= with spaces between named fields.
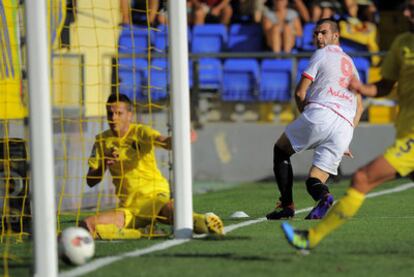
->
xmin=81 ymin=93 xmax=224 ymax=239
xmin=281 ymin=0 xmax=414 ymax=251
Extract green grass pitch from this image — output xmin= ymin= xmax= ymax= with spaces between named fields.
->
xmin=2 ymin=178 xmax=414 ymax=277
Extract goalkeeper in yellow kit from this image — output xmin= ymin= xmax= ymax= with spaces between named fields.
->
xmin=281 ymin=0 xmax=414 ymax=250
xmin=81 ymin=93 xmax=224 ymax=239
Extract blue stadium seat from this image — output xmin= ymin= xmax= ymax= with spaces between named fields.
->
xmin=340 ymin=38 xmax=368 ymax=54
xmin=222 ymin=59 xmax=260 ymax=101
xmin=295 ymin=36 xmax=303 ymax=50
xmin=118 ymin=58 xmax=148 ymax=101
xmin=191 ymin=24 xmax=227 ymax=53
xmin=259 ymin=59 xmax=293 ymax=102
xmin=118 ymin=25 xmax=153 ymax=53
xmin=300 ymin=23 xmax=316 ymax=52
xmin=195 ymin=58 xmax=223 ymax=90
xmin=191 ymin=24 xmax=226 ymax=91
xmin=149 ymin=59 xmax=194 ymax=99
xmin=153 ymin=24 xmax=191 ymax=53
xmin=296 ymin=58 xmax=310 ymax=83
xmin=153 ymin=24 xmax=168 ymax=53
xmin=353 ymin=57 xmax=370 ymax=84
xmin=150 ymin=58 xmax=169 ymax=101
xmin=228 ymin=24 xmax=264 ymax=52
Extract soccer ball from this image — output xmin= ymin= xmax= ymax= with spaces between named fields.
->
xmin=59 ymin=227 xmax=95 ymax=266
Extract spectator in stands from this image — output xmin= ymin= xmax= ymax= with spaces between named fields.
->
xmin=81 ymin=93 xmax=224 ymax=239
xmin=192 ymin=0 xmax=233 ymax=25
xmin=262 ymin=0 xmax=303 ymax=53
xmin=155 ymin=1 xmax=195 ymax=26
xmin=231 ymin=0 xmax=267 ymax=23
xmin=156 ymin=0 xmax=168 ymax=25
xmin=289 ymin=0 xmax=311 ymax=23
xmin=310 ymin=0 xmax=342 ymax=22
xmin=357 ymin=0 xmax=378 ymax=24
xmin=340 ymin=0 xmax=380 ymax=65
xmin=282 ymin=0 xmax=414 ymax=251
xmin=344 ymin=0 xmax=378 ymax=24
xmin=120 ymin=0 xmax=159 ymax=26
xmin=186 ymin=0 xmax=195 ymax=25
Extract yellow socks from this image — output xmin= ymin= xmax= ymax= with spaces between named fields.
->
xmin=193 ymin=213 xmax=209 ymax=234
xmin=95 ymin=224 xmax=141 ymax=240
xmin=193 ymin=212 xmax=225 ymax=235
xmin=309 ymin=187 xmax=365 ymax=248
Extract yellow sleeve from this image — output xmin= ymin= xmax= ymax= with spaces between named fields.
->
xmin=381 ymin=37 xmax=401 ymax=82
xmin=88 ymin=139 xmax=103 ymax=170
xmin=137 ymin=125 xmax=161 ymax=143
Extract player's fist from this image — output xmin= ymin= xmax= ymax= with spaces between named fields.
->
xmin=106 ymin=147 xmax=119 ymax=166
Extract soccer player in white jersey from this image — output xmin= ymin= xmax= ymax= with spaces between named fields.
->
xmin=281 ymin=0 xmax=414 ymax=252
xmin=266 ymin=18 xmax=364 ymax=220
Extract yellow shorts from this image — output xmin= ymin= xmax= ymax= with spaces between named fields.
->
xmin=384 ymin=134 xmax=414 ymax=177
xmin=117 ymin=190 xmax=171 ymax=228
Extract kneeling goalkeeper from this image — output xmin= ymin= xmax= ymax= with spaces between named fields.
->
xmin=81 ymin=93 xmax=224 ymax=239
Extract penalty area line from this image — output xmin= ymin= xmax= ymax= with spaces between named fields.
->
xmin=59 ymin=182 xmax=414 ymax=277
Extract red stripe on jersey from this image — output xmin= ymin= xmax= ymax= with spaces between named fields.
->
xmin=302 ymin=72 xmax=314 ymax=81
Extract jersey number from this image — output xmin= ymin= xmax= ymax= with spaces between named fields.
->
xmin=339 ymin=57 xmax=353 ymax=88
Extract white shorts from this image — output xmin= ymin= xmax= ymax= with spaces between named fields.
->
xmin=285 ymin=104 xmax=354 ymax=175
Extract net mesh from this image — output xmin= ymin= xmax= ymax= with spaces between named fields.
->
xmin=1 ymin=0 xmax=171 ymax=273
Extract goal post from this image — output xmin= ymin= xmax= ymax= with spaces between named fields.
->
xmin=168 ymin=0 xmax=194 ymax=239
xmin=25 ymin=0 xmax=58 ymax=276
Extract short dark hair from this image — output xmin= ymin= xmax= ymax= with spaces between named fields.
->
xmin=106 ymin=93 xmax=132 ymax=111
xmin=316 ymin=18 xmax=339 ymax=33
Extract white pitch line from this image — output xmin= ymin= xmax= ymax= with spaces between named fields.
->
xmin=59 ymin=182 xmax=414 ymax=277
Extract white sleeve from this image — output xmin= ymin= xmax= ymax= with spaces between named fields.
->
xmin=303 ymin=49 xmax=325 ymax=81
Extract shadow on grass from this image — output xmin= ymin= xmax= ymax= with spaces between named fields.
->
xmin=155 ymin=252 xmax=273 ymax=262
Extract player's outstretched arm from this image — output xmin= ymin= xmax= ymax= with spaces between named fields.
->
xmin=349 ymin=77 xmax=396 ymax=98
xmin=155 ymin=135 xmax=172 ymax=150
xmin=155 ymin=129 xmax=197 ymax=150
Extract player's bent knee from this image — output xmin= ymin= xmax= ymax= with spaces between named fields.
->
xmin=351 ymin=169 xmax=370 ymax=192
xmin=273 ymin=144 xmax=290 ymax=164
xmin=79 ymin=218 xmax=94 ymax=234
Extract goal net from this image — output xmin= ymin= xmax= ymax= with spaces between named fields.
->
xmin=1 ymin=0 xmax=181 ymax=274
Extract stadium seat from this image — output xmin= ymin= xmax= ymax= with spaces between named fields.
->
xmin=340 ymin=38 xmax=368 ymax=54
xmin=227 ymin=24 xmax=264 ymax=52
xmin=296 ymin=58 xmax=310 ymax=83
xmin=353 ymin=57 xmax=370 ymax=84
xmin=118 ymin=25 xmax=153 ymax=53
xmin=191 ymin=24 xmax=227 ymax=53
xmin=150 ymin=58 xmax=169 ymax=101
xmin=295 ymin=36 xmax=303 ymax=50
xmin=259 ymin=59 xmax=293 ymax=102
xmin=193 ymin=58 xmax=223 ymax=90
xmin=153 ymin=24 xmax=191 ymax=53
xmin=191 ymin=24 xmax=227 ymax=91
xmin=153 ymin=24 xmax=168 ymax=53
xmin=149 ymin=59 xmax=194 ymax=99
xmin=118 ymin=58 xmax=148 ymax=101
xmin=222 ymin=59 xmax=260 ymax=101
xmin=300 ymin=23 xmax=316 ymax=52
